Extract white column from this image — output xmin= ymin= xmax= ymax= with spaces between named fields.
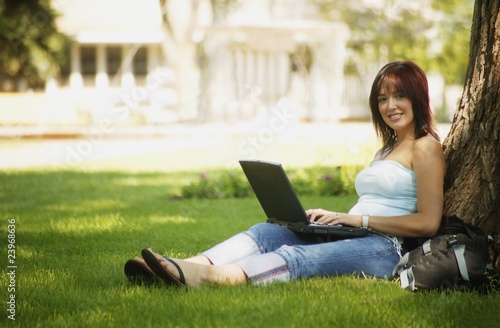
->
xmin=146 ymin=45 xmax=159 ymax=87
xmin=45 ymin=75 xmax=58 ymax=93
xmin=69 ymin=43 xmax=83 ymax=90
xmin=121 ymin=45 xmax=135 ymax=90
xmin=147 ymin=45 xmax=158 ymax=72
xmin=95 ymin=44 xmax=109 ymax=89
xmin=234 ymin=49 xmax=244 ymax=99
xmin=256 ymin=51 xmax=266 ymax=96
xmin=277 ymin=52 xmax=289 ymax=96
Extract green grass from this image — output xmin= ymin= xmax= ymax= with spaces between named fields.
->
xmin=1 ymin=168 xmax=499 ymax=327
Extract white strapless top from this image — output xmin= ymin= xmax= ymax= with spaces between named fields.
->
xmin=348 ymin=160 xmax=417 ymax=216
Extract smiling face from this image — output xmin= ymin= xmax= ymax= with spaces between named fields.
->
xmin=369 ymin=61 xmax=438 ymax=150
xmin=377 ymin=82 xmax=415 ymax=136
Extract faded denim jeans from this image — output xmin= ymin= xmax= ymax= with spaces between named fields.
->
xmin=202 ymin=223 xmax=400 ymax=285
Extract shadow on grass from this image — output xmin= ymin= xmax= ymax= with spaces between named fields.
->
xmin=0 ymin=170 xmax=267 ymax=322
xmin=0 ymin=169 xmax=262 ymax=280
xmin=1 ymin=170 xmax=499 ymax=327
xmin=0 ymin=169 xmax=357 ymax=254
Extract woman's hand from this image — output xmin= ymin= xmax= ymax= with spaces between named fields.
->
xmin=306 ymin=208 xmax=362 ymax=228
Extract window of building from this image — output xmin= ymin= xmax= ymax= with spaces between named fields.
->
xmin=133 ymin=47 xmax=148 ymax=75
xmin=57 ymin=53 xmax=71 ymax=86
xmin=106 ymin=46 xmax=122 ymax=75
xmin=80 ymin=46 xmax=96 ymax=75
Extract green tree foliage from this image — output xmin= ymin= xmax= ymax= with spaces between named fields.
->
xmin=432 ymin=0 xmax=475 ymax=85
xmin=0 ymin=0 xmax=70 ymax=91
xmin=312 ymin=0 xmax=474 ymax=85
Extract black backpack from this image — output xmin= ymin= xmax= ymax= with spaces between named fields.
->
xmin=393 ymin=216 xmax=497 ymax=292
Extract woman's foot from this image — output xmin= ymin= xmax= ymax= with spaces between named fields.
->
xmin=144 ymin=249 xmax=247 ymax=288
xmin=123 ymin=257 xmax=159 ymax=285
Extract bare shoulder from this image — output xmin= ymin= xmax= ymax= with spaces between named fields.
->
xmin=414 ymin=135 xmax=443 ymax=154
xmin=412 ymin=136 xmax=444 ymax=167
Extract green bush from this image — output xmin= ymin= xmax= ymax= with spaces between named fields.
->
xmin=179 ymin=165 xmax=363 ymax=199
xmin=180 ymin=171 xmax=253 ymax=199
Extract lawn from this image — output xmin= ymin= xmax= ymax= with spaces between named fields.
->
xmin=1 ymin=154 xmax=499 ymax=327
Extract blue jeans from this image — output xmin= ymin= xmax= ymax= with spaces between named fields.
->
xmin=202 ymin=223 xmax=401 ymax=285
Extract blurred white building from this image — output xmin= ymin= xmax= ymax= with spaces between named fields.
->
xmin=50 ymin=0 xmax=178 ymax=124
xmin=49 ymin=0 xmax=351 ymax=124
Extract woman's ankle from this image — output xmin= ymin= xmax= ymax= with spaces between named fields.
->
xmin=212 ymin=264 xmax=247 ymax=285
xmin=185 ymin=255 xmax=212 ymax=265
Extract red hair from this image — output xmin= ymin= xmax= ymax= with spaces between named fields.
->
xmin=369 ymin=61 xmax=439 ymax=152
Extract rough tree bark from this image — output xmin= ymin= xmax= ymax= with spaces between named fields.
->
xmin=442 ymin=0 xmax=500 ymax=271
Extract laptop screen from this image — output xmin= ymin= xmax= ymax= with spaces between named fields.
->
xmin=239 ymin=160 xmax=309 ymax=225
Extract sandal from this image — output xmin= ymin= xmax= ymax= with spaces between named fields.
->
xmin=123 ymin=259 xmax=160 ymax=285
xmin=141 ymin=249 xmax=186 ymax=287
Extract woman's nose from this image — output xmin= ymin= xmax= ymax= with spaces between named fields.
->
xmin=388 ymin=97 xmax=397 ymax=109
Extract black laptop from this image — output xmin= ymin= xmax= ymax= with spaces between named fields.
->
xmin=239 ymin=160 xmax=369 ymax=238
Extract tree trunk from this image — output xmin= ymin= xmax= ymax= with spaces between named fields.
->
xmin=442 ymin=0 xmax=500 ymax=271
xmin=159 ymin=0 xmax=208 ymax=121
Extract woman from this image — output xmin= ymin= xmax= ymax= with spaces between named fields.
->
xmin=124 ymin=61 xmax=445 ymax=288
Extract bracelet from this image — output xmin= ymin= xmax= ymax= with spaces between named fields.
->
xmin=362 ymin=214 xmax=370 ymax=229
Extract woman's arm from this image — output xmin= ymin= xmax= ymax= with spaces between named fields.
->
xmin=309 ymin=137 xmax=445 ymax=238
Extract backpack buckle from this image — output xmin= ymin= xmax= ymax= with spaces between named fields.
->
xmin=445 ymin=235 xmax=458 ymax=247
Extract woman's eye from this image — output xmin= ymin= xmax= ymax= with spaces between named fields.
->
xmin=378 ymin=98 xmax=387 ymax=103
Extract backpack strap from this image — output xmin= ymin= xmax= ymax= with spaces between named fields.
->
xmin=393 ymin=252 xmax=418 ymax=291
xmin=418 ymin=237 xmax=470 ymax=283
xmin=422 ymin=239 xmax=432 ymax=255
xmin=399 ymin=266 xmax=416 ymax=291
xmin=447 ymin=235 xmax=470 ymax=282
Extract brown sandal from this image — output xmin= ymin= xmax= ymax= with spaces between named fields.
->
xmin=141 ymin=249 xmax=186 ymax=287
xmin=123 ymin=258 xmax=160 ymax=285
